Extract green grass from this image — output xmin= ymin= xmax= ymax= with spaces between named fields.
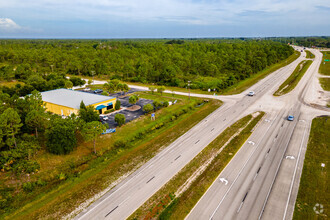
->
xmin=274 ymin=60 xmax=313 ymax=96
xmin=305 ymin=50 xmax=314 ymax=59
xmin=293 ymin=116 xmax=329 ymax=219
xmin=128 ymin=113 xmax=256 ymax=219
xmin=319 ymin=78 xmax=330 ymax=91
xmin=158 ymin=112 xmax=265 ymax=219
xmin=319 ymin=51 xmax=330 ymax=76
xmin=0 ymin=81 xmax=25 ymax=87
xmin=2 ymin=94 xmax=222 ymax=219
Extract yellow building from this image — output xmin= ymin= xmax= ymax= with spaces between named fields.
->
xmin=40 ymin=88 xmax=116 ymax=116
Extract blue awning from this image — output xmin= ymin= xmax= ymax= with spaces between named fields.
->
xmin=95 ymin=105 xmax=106 ymax=110
xmin=107 ymin=102 xmax=113 ymax=106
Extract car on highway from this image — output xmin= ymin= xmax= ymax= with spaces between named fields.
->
xmin=94 ymin=89 xmax=103 ymax=94
xmin=287 ymin=115 xmax=294 ymax=121
xmin=248 ymin=91 xmax=255 ymax=96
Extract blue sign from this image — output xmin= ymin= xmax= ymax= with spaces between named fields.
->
xmin=102 ymin=128 xmax=116 ymax=134
xmin=151 ymin=113 xmax=155 ymax=117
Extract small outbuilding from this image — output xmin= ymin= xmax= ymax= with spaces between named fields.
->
xmin=40 ymin=88 xmax=116 ymax=116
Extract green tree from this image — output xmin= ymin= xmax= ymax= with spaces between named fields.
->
xmin=88 ymin=79 xmax=93 ymax=86
xmin=103 ymin=81 xmax=115 ymax=94
xmin=163 ymin=101 xmax=169 ymax=107
xmin=115 ymin=114 xmax=125 ymax=126
xmin=0 ymin=108 xmax=23 ymax=148
xmin=78 ymin=101 xmax=99 ymax=123
xmin=149 ymin=86 xmax=156 ymax=94
xmin=65 ymin=81 xmax=73 ymax=89
xmin=143 ymin=103 xmax=154 ymax=113
xmin=46 ymin=117 xmax=77 ymax=155
xmin=115 ymin=100 xmax=121 ymax=110
xmin=122 ymin=84 xmax=129 ymax=95
xmin=157 ymin=86 xmax=166 ymax=95
xmin=129 ymin=95 xmax=139 ymax=105
xmin=82 ymin=121 xmax=106 ymax=154
xmin=25 ymin=109 xmax=46 ymax=138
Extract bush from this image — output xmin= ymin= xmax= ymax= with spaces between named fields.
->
xmin=115 ymin=100 xmax=121 ymax=110
xmin=101 ymin=91 xmax=109 ymax=96
xmin=46 ymin=117 xmax=77 ymax=155
xmin=115 ymin=114 xmax=125 ymax=126
xmin=163 ymin=101 xmax=169 ymax=107
xmin=104 ymin=109 xmax=114 ymax=114
xmin=12 ymin=160 xmax=40 ymax=174
xmin=153 ymin=100 xmax=162 ymax=109
xmin=143 ymin=103 xmax=154 ymax=113
xmin=22 ymin=182 xmax=36 ymax=192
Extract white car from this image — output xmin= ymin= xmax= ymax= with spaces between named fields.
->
xmin=248 ymin=91 xmax=255 ymax=96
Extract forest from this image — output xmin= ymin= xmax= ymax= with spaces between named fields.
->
xmin=0 ymin=39 xmax=294 ymax=94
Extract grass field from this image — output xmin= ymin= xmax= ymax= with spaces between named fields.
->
xmin=129 ymin=112 xmax=264 ymax=219
xmin=305 ymin=50 xmax=314 ymax=59
xmin=69 ymin=51 xmax=300 ymax=96
xmin=274 ymin=60 xmax=313 ymax=96
xmin=319 ymin=78 xmax=330 ymax=91
xmin=319 ymin=51 xmax=330 ymax=75
xmin=0 ymin=81 xmax=24 ymax=87
xmin=293 ymin=116 xmax=329 ymax=219
xmin=1 ymin=93 xmax=222 ymax=219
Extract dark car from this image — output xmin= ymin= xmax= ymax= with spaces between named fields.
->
xmin=94 ymin=89 xmax=103 ymax=94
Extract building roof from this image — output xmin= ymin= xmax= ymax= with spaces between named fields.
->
xmin=40 ymin=88 xmax=115 ymax=109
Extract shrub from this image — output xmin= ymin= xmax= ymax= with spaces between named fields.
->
xmin=104 ymin=109 xmax=114 ymax=114
xmin=12 ymin=160 xmax=40 ymax=174
xmin=143 ymin=103 xmax=154 ymax=113
xmin=101 ymin=91 xmax=109 ymax=96
xmin=22 ymin=182 xmax=36 ymax=192
xmin=163 ymin=101 xmax=169 ymax=107
xmin=153 ymin=100 xmax=162 ymax=109
xmin=115 ymin=100 xmax=121 ymax=110
xmin=114 ymin=114 xmax=125 ymax=126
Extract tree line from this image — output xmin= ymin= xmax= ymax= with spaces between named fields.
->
xmin=0 ymin=39 xmax=293 ymax=92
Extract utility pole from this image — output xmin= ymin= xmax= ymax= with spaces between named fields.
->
xmin=91 ymin=71 xmax=95 ymax=85
xmin=188 ymin=81 xmax=191 ymax=100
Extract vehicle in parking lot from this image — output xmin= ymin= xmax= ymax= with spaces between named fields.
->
xmin=287 ymin=115 xmax=294 ymax=121
xmin=94 ymin=89 xmax=103 ymax=94
xmin=248 ymin=91 xmax=255 ymax=96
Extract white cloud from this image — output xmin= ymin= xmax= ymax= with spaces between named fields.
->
xmin=0 ymin=18 xmax=21 ymax=32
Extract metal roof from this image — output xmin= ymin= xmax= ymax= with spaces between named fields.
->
xmin=40 ymin=88 xmax=115 ymax=109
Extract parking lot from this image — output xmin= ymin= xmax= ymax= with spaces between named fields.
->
xmin=78 ymin=87 xmax=154 ymax=128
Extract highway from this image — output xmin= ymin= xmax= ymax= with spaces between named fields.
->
xmin=186 ymin=48 xmax=329 ymax=220
xmin=75 ymin=48 xmax=329 ymax=220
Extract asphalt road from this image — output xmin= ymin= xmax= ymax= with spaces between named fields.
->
xmin=186 ymin=48 xmax=329 ymax=220
xmin=75 ymin=48 xmax=329 ymax=220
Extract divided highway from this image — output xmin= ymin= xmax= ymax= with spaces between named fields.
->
xmin=186 ymin=48 xmax=329 ymax=220
xmin=76 ymin=48 xmax=328 ymax=219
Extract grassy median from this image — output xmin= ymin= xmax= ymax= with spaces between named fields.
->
xmin=274 ymin=60 xmax=313 ymax=96
xmin=2 ymin=94 xmax=222 ymax=219
xmin=129 ymin=112 xmax=264 ymax=220
xmin=305 ymin=50 xmax=314 ymax=59
xmin=293 ymin=116 xmax=329 ymax=219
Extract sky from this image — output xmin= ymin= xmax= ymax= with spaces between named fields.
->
xmin=0 ymin=0 xmax=330 ymax=38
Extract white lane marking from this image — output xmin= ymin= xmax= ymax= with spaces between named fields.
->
xmin=219 ymin=178 xmax=228 ymax=185
xmin=208 ymin=113 xmax=278 ymax=220
xmin=248 ymin=141 xmax=255 ymax=145
xmin=285 ymin=155 xmax=295 ymax=160
xmin=258 ymin=111 xmax=300 ymax=220
xmin=282 ymin=123 xmax=308 ymax=220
